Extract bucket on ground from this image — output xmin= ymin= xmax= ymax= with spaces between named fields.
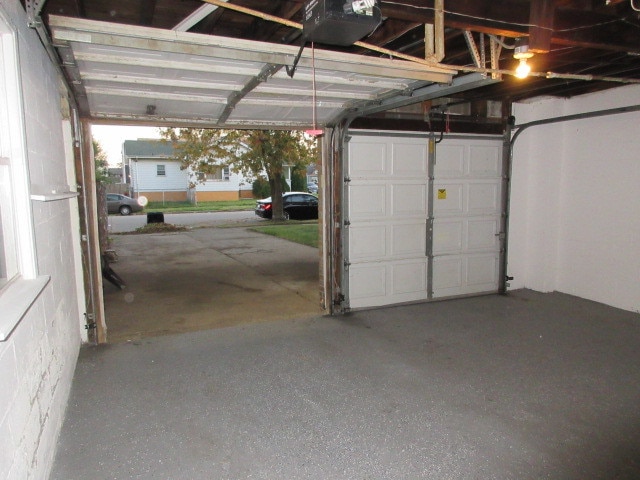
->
xmin=147 ymin=212 xmax=164 ymax=224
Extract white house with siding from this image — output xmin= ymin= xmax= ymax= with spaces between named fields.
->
xmin=122 ymin=139 xmax=252 ymax=202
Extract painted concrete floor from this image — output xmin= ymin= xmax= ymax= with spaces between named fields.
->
xmin=51 ymin=290 xmax=640 ymax=479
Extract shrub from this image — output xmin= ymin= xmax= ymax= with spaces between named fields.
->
xmin=291 ymin=168 xmax=307 ymax=192
xmin=252 ymin=177 xmax=270 ymax=198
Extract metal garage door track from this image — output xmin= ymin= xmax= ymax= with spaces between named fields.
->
xmin=103 ymin=225 xmax=322 ymax=343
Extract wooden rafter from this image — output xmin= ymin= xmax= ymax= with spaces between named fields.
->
xmin=378 ymin=0 xmax=640 ymax=53
xmin=528 ymin=0 xmax=554 ymax=53
xmin=139 ymin=0 xmax=156 ymax=26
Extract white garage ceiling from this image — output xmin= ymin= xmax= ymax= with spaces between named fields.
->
xmin=48 ymin=15 xmax=483 ymax=128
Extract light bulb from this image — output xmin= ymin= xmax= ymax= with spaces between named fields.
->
xmin=515 ymin=58 xmax=531 ymax=79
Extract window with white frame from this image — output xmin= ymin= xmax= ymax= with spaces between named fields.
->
xmin=157 ymin=164 xmax=166 ymax=176
xmin=0 ymin=156 xmax=18 ymax=289
xmin=0 ymin=21 xmax=20 ymax=292
xmin=205 ymin=166 xmax=230 ymax=181
xmin=0 ymin=12 xmax=45 ymax=341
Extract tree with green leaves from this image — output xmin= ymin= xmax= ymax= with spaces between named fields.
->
xmin=159 ymin=128 xmax=317 ymax=220
xmin=92 ymin=138 xmax=111 ymax=254
xmin=93 ymin=138 xmax=110 ymax=183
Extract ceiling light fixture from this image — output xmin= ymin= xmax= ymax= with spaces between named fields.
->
xmin=513 ymin=38 xmax=534 ymax=79
xmin=515 ymin=58 xmax=531 ymax=79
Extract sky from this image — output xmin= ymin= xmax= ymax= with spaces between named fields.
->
xmin=91 ymin=125 xmax=162 ymax=166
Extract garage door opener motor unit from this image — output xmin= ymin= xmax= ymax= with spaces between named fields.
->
xmin=303 ymin=0 xmax=381 ymax=46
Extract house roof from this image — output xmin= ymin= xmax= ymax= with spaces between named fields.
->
xmin=122 ymin=139 xmax=175 ymax=158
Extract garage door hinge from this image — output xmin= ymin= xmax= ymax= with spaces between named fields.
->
xmin=344 ymin=176 xmax=351 ymax=183
xmin=344 ymin=220 xmax=350 ymax=227
xmin=27 ymin=17 xmax=42 ymax=29
xmin=84 ymin=312 xmax=96 ymax=330
xmin=344 ymin=260 xmax=351 ymax=269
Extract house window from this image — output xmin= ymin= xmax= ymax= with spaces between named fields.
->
xmin=0 ymin=14 xmax=46 ymax=341
xmin=0 ymin=157 xmax=17 ymax=289
xmin=204 ymin=166 xmax=230 ymax=182
xmin=157 ymin=164 xmax=166 ymax=176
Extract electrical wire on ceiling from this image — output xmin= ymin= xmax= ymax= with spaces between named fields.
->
xmin=381 ymin=0 xmax=634 ymax=33
xmin=364 ymin=4 xmax=384 ymax=39
xmin=622 ymin=18 xmax=640 ymax=28
xmin=555 ymin=18 xmax=627 ymax=32
xmin=382 ymin=0 xmax=551 ymax=31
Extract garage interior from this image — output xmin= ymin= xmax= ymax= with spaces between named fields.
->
xmin=3 ymin=0 xmax=640 ymax=478
xmin=37 ymin=0 xmax=640 ymax=341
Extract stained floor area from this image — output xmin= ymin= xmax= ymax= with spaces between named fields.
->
xmin=103 ymin=225 xmax=322 ymax=343
xmin=51 ymin=290 xmax=640 ymax=479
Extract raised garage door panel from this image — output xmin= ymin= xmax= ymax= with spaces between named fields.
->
xmin=346 ymin=132 xmax=503 ymax=309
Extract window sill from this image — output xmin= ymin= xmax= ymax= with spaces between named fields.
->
xmin=0 ymin=275 xmax=50 ymax=341
xmin=31 ymin=191 xmax=79 ymax=202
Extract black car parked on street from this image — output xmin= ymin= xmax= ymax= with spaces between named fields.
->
xmin=255 ymin=192 xmax=318 ymax=220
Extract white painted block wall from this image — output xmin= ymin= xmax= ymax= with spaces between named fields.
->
xmin=0 ymin=1 xmax=83 ymax=479
xmin=508 ymin=85 xmax=640 ymax=313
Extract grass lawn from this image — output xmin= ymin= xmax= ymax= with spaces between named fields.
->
xmin=250 ymin=223 xmax=318 ymax=248
xmin=145 ymin=199 xmax=255 ymax=213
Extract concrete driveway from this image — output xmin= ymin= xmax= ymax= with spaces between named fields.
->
xmin=103 ymin=225 xmax=322 ymax=343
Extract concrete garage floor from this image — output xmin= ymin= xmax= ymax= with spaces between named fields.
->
xmin=103 ymin=225 xmax=322 ymax=343
xmin=51 ymin=290 xmax=640 ymax=479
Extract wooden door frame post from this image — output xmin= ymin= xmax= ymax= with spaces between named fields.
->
xmin=75 ymin=119 xmax=107 ymax=343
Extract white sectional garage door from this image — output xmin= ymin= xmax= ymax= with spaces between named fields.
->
xmin=345 ymin=132 xmax=503 ymax=309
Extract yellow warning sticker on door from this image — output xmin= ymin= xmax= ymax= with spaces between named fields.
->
xmin=437 ymin=189 xmax=447 ymax=199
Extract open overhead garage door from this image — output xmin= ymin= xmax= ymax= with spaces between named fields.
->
xmin=48 ymin=16 xmax=456 ymax=128
xmin=345 ymin=131 xmax=504 ymax=309
xmin=44 ymin=15 xmax=502 ymax=329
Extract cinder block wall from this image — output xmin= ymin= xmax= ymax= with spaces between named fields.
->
xmin=0 ymin=1 xmax=83 ymax=478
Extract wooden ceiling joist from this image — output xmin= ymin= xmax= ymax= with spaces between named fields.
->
xmin=378 ymin=0 xmax=640 ymax=54
xmin=528 ymin=0 xmax=554 ymax=53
